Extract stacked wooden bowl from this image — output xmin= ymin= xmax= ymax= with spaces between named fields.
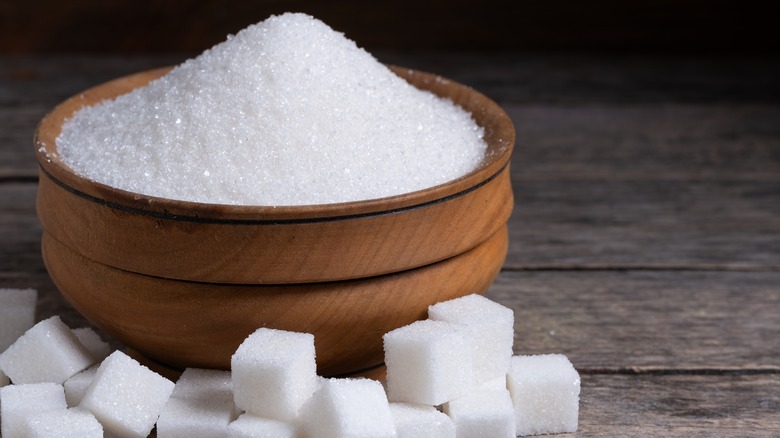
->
xmin=34 ymin=66 xmax=515 ymax=377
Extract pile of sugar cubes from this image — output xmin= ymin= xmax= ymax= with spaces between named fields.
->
xmin=1 ymin=287 xmax=580 ymax=437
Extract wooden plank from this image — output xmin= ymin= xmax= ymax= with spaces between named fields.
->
xmin=0 ymin=183 xmax=42 ymax=275
xmin=507 ymin=104 xmax=780 ymax=181
xmin=574 ymin=373 xmax=780 ymax=437
xmin=487 ymin=270 xmax=780 ymax=371
xmin=506 ymin=180 xmax=780 ymax=269
xmin=0 ymin=55 xmax=184 ymax=105
xmin=0 ymin=105 xmax=47 ymax=179
xmin=379 ymin=52 xmax=780 ymax=104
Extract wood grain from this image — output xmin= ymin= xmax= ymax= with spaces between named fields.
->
xmin=42 ymin=226 xmax=507 ymax=376
xmin=509 ymin=104 xmax=780 ymax=181
xmin=575 ymin=374 xmax=780 ymax=437
xmin=506 ymin=180 xmax=780 ymax=269
xmin=488 ymin=270 xmax=780 ymax=371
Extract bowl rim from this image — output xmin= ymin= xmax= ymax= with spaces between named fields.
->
xmin=34 ymin=66 xmax=514 ymax=222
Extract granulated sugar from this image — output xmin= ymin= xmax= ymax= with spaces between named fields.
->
xmin=57 ymin=13 xmax=487 ymax=206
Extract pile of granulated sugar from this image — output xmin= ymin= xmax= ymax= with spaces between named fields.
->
xmin=56 ymin=13 xmax=487 ymax=206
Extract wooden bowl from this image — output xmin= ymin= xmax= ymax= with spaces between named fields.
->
xmin=34 ymin=66 xmax=515 ymax=376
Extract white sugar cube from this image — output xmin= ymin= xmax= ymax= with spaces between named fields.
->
xmin=507 ymin=354 xmax=580 ymax=436
xmin=64 ymin=366 xmax=98 ymax=407
xmin=300 ymin=378 xmax=396 ymax=438
xmin=389 ymin=402 xmax=456 ymax=438
xmin=442 ymin=388 xmax=516 ymax=438
xmin=156 ymin=396 xmax=235 ymax=438
xmin=173 ymin=367 xmax=233 ymax=401
xmin=72 ymin=327 xmax=112 ymax=362
xmin=23 ymin=407 xmax=103 ymax=438
xmin=231 ymin=328 xmax=318 ymax=421
xmin=227 ymin=413 xmax=298 ymax=438
xmin=79 ymin=350 xmax=175 ymax=438
xmin=0 ymin=288 xmax=37 ymax=352
xmin=429 ymin=294 xmax=514 ymax=383
xmin=0 ymin=382 xmax=67 ymax=438
xmin=0 ymin=316 xmax=94 ymax=384
xmin=383 ymin=319 xmax=475 ymax=405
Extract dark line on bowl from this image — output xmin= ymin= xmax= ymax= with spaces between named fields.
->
xmin=39 ymin=161 xmax=508 ymax=225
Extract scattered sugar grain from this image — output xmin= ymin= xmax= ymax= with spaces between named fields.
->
xmin=0 ymin=382 xmax=67 ymax=438
xmin=383 ymin=319 xmax=475 ymax=406
xmin=23 ymin=407 xmax=103 ymax=438
xmin=57 ymin=13 xmax=487 ymax=206
xmin=0 ymin=288 xmax=37 ymax=352
xmin=72 ymin=327 xmax=111 ymax=362
xmin=0 ymin=316 xmax=94 ymax=384
xmin=300 ymin=377 xmax=396 ymax=438
xmin=428 ymin=294 xmax=515 ymax=384
xmin=227 ymin=413 xmax=298 ymax=438
xmin=79 ymin=350 xmax=175 ymax=438
xmin=156 ymin=396 xmax=235 ymax=438
xmin=63 ymin=365 xmax=98 ymax=407
xmin=231 ymin=327 xmax=318 ymax=421
xmin=508 ymin=354 xmax=580 ymax=436
xmin=389 ymin=402 xmax=456 ymax=438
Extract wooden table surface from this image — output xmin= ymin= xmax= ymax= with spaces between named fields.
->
xmin=1 ymin=52 xmax=779 ymax=436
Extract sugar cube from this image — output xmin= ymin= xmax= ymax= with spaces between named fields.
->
xmin=389 ymin=402 xmax=456 ymax=438
xmin=23 ymin=407 xmax=103 ymax=438
xmin=300 ymin=378 xmax=396 ymax=438
xmin=64 ymin=366 xmax=98 ymax=407
xmin=0 ymin=288 xmax=37 ymax=352
xmin=227 ymin=413 xmax=298 ymax=438
xmin=383 ymin=319 xmax=475 ymax=405
xmin=507 ymin=354 xmax=580 ymax=436
xmin=79 ymin=350 xmax=174 ymax=438
xmin=72 ymin=327 xmax=112 ymax=362
xmin=0 ymin=382 xmax=67 ymax=438
xmin=156 ymin=396 xmax=235 ymax=438
xmin=1 ymin=368 xmax=9 ymax=387
xmin=173 ymin=367 xmax=233 ymax=401
xmin=231 ymin=327 xmax=318 ymax=421
xmin=442 ymin=388 xmax=516 ymax=438
xmin=0 ymin=316 xmax=94 ymax=384
xmin=429 ymin=294 xmax=514 ymax=383
xmin=479 ymin=375 xmax=508 ymax=391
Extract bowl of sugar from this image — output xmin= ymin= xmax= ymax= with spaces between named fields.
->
xmin=34 ymin=13 xmax=514 ymax=377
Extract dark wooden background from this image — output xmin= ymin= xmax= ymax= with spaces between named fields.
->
xmin=1 ymin=0 xmax=778 ymax=53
